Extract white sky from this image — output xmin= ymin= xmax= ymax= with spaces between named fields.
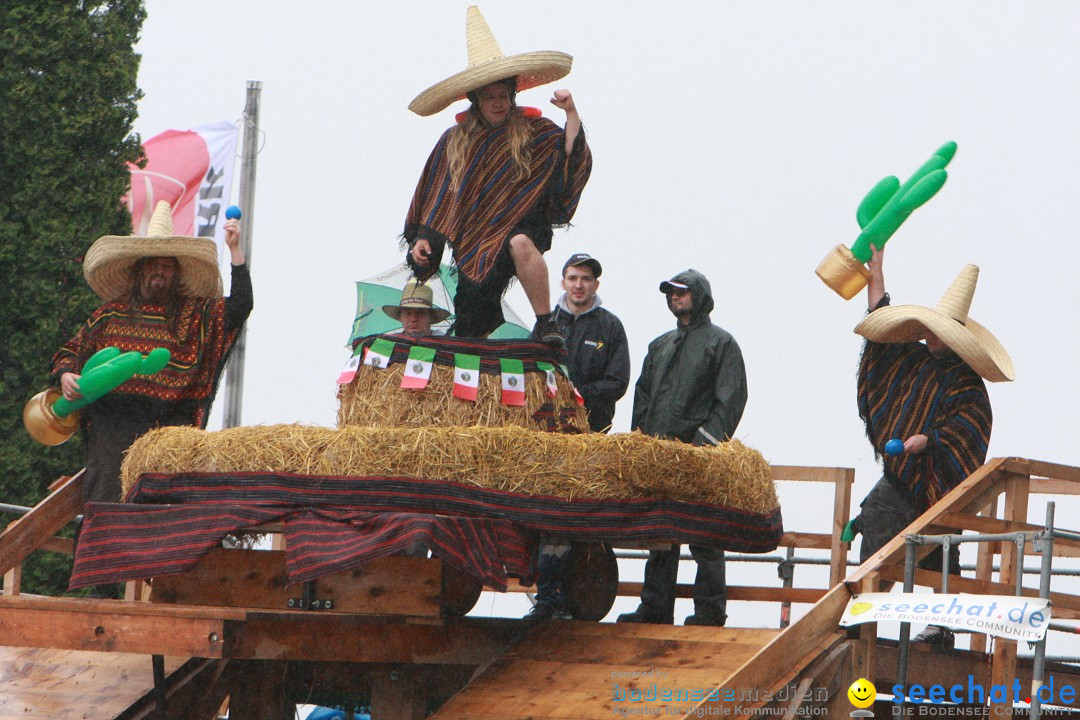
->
xmin=131 ymin=2 xmax=1080 ymax=627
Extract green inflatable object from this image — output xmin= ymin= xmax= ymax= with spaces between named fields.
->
xmin=841 ymin=518 xmax=858 ymax=543
xmin=849 ymin=141 xmax=957 ymax=263
xmin=52 ymin=346 xmax=171 ymax=418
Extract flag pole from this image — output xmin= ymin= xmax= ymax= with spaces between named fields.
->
xmin=222 ymin=80 xmax=261 ymax=428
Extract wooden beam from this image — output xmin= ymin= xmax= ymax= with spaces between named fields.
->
xmin=1004 ymin=458 xmax=1080 ymax=484
xmin=0 ymin=599 xmax=227 ymax=657
xmin=971 ymin=497 xmax=999 ymax=654
xmin=227 ymin=660 xmax=292 ymax=720
xmin=371 ymin=665 xmax=430 ymax=720
xmin=150 ymin=549 xmax=442 ymax=616
xmin=0 ymin=471 xmax=83 ymax=576
xmin=771 ymin=466 xmax=853 ymax=484
xmin=222 ymin=615 xmax=525 ymax=664
xmin=830 ymin=468 xmax=855 ymax=586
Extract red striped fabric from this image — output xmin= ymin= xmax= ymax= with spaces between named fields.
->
xmin=71 ymin=472 xmax=783 ymax=591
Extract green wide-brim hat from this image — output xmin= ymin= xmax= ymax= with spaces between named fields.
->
xmin=408 ymin=5 xmax=572 ymax=117
xmin=83 ymin=200 xmax=222 ymax=301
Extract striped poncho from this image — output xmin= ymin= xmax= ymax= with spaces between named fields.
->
xmin=857 ymin=339 xmax=992 ymax=512
xmin=51 ymin=268 xmax=250 ymax=428
xmin=404 ymin=112 xmax=592 ymax=286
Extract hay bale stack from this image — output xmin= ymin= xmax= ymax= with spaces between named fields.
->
xmin=337 ymin=335 xmax=587 ymax=433
xmin=122 ymin=425 xmax=777 ymax=514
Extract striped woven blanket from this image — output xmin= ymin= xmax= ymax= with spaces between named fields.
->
xmin=71 ymin=472 xmax=783 ymax=591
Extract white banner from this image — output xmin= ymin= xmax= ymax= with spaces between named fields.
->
xmin=126 ymin=121 xmax=240 ymax=279
xmin=840 ymin=593 xmax=1051 ymax=641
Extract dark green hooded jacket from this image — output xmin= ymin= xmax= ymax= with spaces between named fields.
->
xmin=631 ymin=269 xmax=747 ymax=445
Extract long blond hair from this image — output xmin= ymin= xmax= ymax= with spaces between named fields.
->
xmin=446 ymin=103 xmax=533 ymax=192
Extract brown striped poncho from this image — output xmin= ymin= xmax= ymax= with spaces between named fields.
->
xmin=857 ymin=340 xmax=992 ymax=512
xmin=404 ymin=113 xmax=592 ymax=287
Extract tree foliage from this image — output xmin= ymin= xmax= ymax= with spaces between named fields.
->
xmin=0 ymin=1 xmax=145 ymax=594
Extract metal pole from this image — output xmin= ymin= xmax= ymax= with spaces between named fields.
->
xmin=222 ymin=80 xmax=262 ymax=428
xmin=896 ymin=539 xmax=918 ymax=709
xmin=1030 ymin=503 xmax=1056 ymax=720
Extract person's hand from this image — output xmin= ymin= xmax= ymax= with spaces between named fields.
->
xmin=868 ymin=243 xmax=884 ymax=278
xmin=60 ymin=372 xmax=83 ymax=402
xmin=224 ymin=218 xmax=241 ymax=250
xmin=904 ymin=434 xmax=929 ymax=454
xmin=550 ymin=89 xmax=576 ymax=113
xmin=411 ymin=238 xmax=432 ymax=267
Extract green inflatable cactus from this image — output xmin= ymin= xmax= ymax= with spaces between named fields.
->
xmin=52 ymin=346 xmax=171 ymax=418
xmin=849 ymin=141 xmax=957 ymax=262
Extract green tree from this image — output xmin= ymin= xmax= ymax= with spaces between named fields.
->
xmin=0 ymin=1 xmax=144 ymax=594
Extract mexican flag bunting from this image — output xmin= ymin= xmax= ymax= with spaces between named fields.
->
xmin=363 ymin=338 xmax=396 ymax=369
xmin=401 ymin=346 xmax=436 ymax=389
xmin=571 ymin=385 xmax=585 ymax=406
xmin=336 ymin=351 xmax=362 ymax=385
xmin=500 ymin=358 xmax=526 ymax=406
xmin=536 ymin=361 xmax=558 ymax=397
xmin=452 ymin=353 xmax=481 ymax=402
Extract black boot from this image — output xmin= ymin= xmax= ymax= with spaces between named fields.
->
xmin=912 ymin=624 xmax=955 ymax=651
xmin=532 ymin=313 xmax=565 ymax=348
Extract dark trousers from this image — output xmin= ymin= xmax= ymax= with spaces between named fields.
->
xmin=534 ymin=545 xmax=568 ymax=608
xmin=859 ymin=476 xmax=960 ymax=574
xmin=638 ymin=544 xmax=727 ymax=623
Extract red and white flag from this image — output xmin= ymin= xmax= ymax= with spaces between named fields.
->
xmin=125 ymin=121 xmax=239 ymax=274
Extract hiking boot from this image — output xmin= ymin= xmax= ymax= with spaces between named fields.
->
xmin=684 ymin=613 xmax=726 ymax=627
xmin=616 ymin=607 xmax=673 ymax=625
xmin=912 ymin=624 xmax=955 ymax=651
xmin=531 ymin=313 xmax=565 ymax=348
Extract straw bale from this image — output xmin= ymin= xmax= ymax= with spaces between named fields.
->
xmin=337 ymin=361 xmax=588 ymax=433
xmin=122 ymin=425 xmax=777 ymax=514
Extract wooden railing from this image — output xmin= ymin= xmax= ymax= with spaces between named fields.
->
xmin=711 ymin=457 xmax=1080 ymax=719
xmin=0 ymin=471 xmax=83 ymax=596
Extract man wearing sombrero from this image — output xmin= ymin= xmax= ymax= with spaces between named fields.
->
xmin=852 ymin=244 xmax=1013 ymax=649
xmin=383 ymin=278 xmax=451 ymax=336
xmin=403 ymin=5 xmax=592 ymax=346
xmin=50 ymin=200 xmax=253 ymax=505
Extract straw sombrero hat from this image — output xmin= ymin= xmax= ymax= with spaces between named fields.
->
xmin=408 ymin=5 xmax=572 ymax=117
xmin=83 ymin=200 xmax=222 ymax=301
xmin=383 ymin=279 xmax=451 ymax=323
xmin=854 ymin=264 xmax=1014 ymax=382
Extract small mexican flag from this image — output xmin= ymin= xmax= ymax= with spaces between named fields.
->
xmin=536 ymin=361 xmax=558 ymax=397
xmin=571 ymin=385 xmax=585 ymax=406
xmin=452 ymin=353 xmax=481 ymax=402
xmin=336 ymin=351 xmax=362 ymax=385
xmin=363 ymin=338 xmax=396 ymax=369
xmin=500 ymin=358 xmax=526 ymax=406
xmin=401 ymin=346 xmax=436 ymax=389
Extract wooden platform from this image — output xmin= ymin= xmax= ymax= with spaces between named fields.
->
xmin=0 ymin=647 xmax=183 ymax=720
xmin=429 ymin=622 xmax=779 ymax=719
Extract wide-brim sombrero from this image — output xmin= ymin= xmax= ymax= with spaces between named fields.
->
xmin=383 ymin=280 xmax=451 ymax=323
xmin=854 ymin=264 xmax=1014 ymax=383
xmin=408 ymin=5 xmax=572 ymax=117
xmin=83 ymin=200 xmax=222 ymax=301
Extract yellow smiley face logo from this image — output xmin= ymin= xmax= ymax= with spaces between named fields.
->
xmin=850 ymin=601 xmax=873 ymax=616
xmin=848 ymin=678 xmax=876 ymax=709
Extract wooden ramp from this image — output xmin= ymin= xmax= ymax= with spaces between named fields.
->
xmin=0 ymin=646 xmax=184 ymax=720
xmin=429 ymin=621 xmax=779 ymax=719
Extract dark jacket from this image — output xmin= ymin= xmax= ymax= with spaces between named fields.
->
xmin=631 ymin=269 xmax=747 ymax=445
xmin=552 ymin=295 xmax=630 ymax=432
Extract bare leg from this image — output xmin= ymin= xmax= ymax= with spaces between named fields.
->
xmin=508 ymin=234 xmax=550 ymax=315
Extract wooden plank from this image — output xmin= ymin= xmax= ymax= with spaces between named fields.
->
xmin=875 ymin=565 xmax=1080 ymax=613
xmin=2 ymin=566 xmax=20 ymax=597
xmin=613 ymin=582 xmax=826 ymax=605
xmin=223 ymin=615 xmax=524 ymax=664
xmin=991 ymin=473 xmax=1028 ymax=718
xmin=0 ymin=647 xmax=184 ymax=720
xmin=150 ymin=549 xmax=442 ymax=616
xmin=771 ymin=466 xmax=853 ymax=484
xmin=831 ymin=468 xmax=855 ymax=586
xmin=0 ymin=471 xmax=83 ymax=575
xmin=1004 ymin=458 xmax=1080 ymax=484
xmin=779 ymin=532 xmax=832 ymax=550
xmin=528 ymin=622 xmax=779 ymax=644
xmin=1030 ymin=478 xmax=1080 ymax=496
xmin=694 ymin=584 xmax=852 ymax=717
xmin=0 ymin=594 xmax=248 ymax=620
xmin=935 ymin=511 xmax=1080 ymax=558
xmin=371 ymin=665 xmax=430 ymax=720
xmin=0 ymin=602 xmax=226 ymax=658
xmin=228 ymin=660 xmax=292 ymax=720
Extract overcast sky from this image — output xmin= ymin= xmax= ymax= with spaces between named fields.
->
xmin=130 ymin=1 xmax=1080 ymax=624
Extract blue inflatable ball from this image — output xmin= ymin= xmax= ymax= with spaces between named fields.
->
xmin=885 ymin=438 xmax=904 ymax=456
xmin=225 ymin=205 xmax=242 ymax=220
